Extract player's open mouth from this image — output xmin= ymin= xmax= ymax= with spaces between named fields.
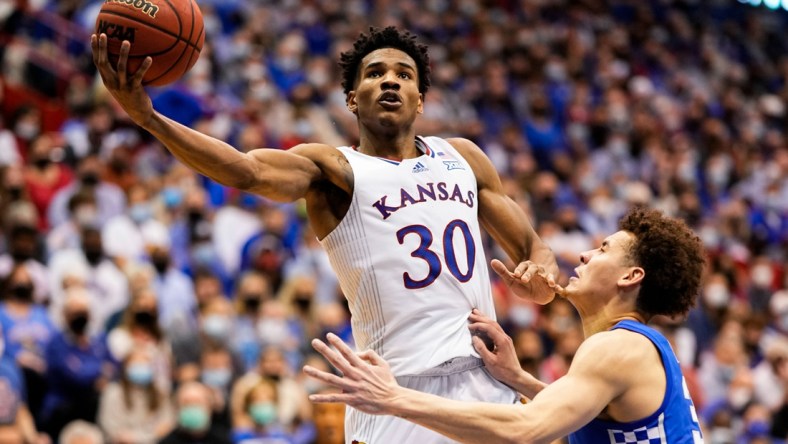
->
xmin=378 ymin=92 xmax=403 ymax=108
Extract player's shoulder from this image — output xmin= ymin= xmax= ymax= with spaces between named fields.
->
xmin=573 ymin=329 xmax=657 ymax=373
xmin=443 ymin=137 xmax=483 ymax=156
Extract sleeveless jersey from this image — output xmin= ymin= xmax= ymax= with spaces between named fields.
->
xmin=569 ymin=320 xmax=704 ymax=444
xmin=319 ymin=136 xmax=494 ymax=375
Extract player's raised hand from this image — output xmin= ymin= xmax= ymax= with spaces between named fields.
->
xmin=304 ymin=333 xmax=400 ymax=415
xmin=491 ymin=259 xmax=564 ymax=305
xmin=91 ymin=34 xmax=154 ymax=127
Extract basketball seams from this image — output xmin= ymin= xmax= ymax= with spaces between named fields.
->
xmin=98 ymin=7 xmax=201 ymax=52
xmin=143 ymin=0 xmax=190 ymax=85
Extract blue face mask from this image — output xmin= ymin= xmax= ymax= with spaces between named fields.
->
xmin=201 ymin=368 xmax=232 ymax=388
xmin=249 ymin=402 xmax=277 ymax=426
xmin=126 ymin=363 xmax=154 ymax=386
xmin=178 ymin=405 xmax=210 ymax=432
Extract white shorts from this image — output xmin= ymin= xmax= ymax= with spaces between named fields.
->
xmin=344 ymin=356 xmax=519 ymax=444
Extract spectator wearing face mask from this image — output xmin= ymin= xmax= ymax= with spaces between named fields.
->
xmin=232 ymin=379 xmax=314 ymax=444
xmin=47 ymin=154 xmax=126 ymax=229
xmin=47 ymin=223 xmax=129 ymax=334
xmin=0 ymin=324 xmax=51 ymax=444
xmin=231 ymin=271 xmax=271 ymax=372
xmin=199 ymin=346 xmax=237 ymax=433
xmin=45 ymin=190 xmax=98 ymax=259
xmin=171 ymin=297 xmax=242 ymax=387
xmin=22 ymin=133 xmax=73 ymax=230
xmin=0 ymin=263 xmax=56 ymax=423
xmin=230 ymin=346 xmax=311 ymax=438
xmin=107 ymin=287 xmax=173 ymax=395
xmin=146 ymin=226 xmax=198 ymax=337
xmin=0 ymin=202 xmax=51 ymax=304
xmin=40 ymin=288 xmax=115 ymax=440
xmin=98 ymin=348 xmax=174 ymax=444
xmin=159 ymin=381 xmax=232 ymax=444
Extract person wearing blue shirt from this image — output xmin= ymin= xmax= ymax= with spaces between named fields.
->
xmin=0 ymin=263 xmax=56 ymax=425
xmin=41 ymin=288 xmax=115 ymax=440
xmin=0 ymin=325 xmax=50 ymax=444
xmin=305 ymin=208 xmax=707 ymax=444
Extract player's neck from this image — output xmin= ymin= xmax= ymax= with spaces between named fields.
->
xmin=579 ymin=298 xmax=646 ymax=337
xmin=356 ymin=128 xmax=419 ymax=160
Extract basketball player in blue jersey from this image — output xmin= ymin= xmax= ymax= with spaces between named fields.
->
xmin=305 ymin=207 xmax=707 ymax=444
xmin=91 ymin=27 xmax=560 ymax=442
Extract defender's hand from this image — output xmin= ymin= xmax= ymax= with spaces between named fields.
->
xmin=469 ymin=309 xmax=526 ymax=389
xmin=304 ymin=333 xmax=400 ymax=416
xmin=91 ymin=34 xmax=154 ymax=127
xmin=491 ymin=259 xmax=564 ymax=305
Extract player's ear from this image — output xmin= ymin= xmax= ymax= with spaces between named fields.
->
xmin=417 ymin=93 xmax=424 ymax=114
xmin=347 ymin=92 xmax=358 ymax=114
xmin=618 ymin=267 xmax=645 ymax=289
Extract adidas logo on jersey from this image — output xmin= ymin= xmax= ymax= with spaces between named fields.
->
xmin=412 ymin=162 xmax=429 ymax=173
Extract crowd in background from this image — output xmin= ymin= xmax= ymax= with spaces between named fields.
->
xmin=0 ymin=0 xmax=787 ymax=443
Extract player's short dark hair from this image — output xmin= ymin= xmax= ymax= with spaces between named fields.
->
xmin=619 ymin=207 xmax=706 ymax=318
xmin=339 ymin=26 xmax=431 ymax=96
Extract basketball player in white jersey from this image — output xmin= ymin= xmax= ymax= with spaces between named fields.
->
xmin=92 ymin=26 xmax=560 ymax=443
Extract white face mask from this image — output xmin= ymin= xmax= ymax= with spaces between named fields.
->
xmin=703 ymin=283 xmax=730 ymax=308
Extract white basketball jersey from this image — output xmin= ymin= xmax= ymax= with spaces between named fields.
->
xmin=320 ymin=136 xmax=494 ymax=375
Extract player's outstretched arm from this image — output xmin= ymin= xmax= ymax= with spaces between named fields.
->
xmin=448 ymin=138 xmax=560 ymax=304
xmin=91 ymin=35 xmax=327 ymax=202
xmin=305 ymin=332 xmax=627 ymax=444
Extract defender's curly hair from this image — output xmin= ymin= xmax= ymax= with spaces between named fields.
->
xmin=619 ymin=207 xmax=706 ymax=318
xmin=339 ymin=27 xmax=431 ymax=95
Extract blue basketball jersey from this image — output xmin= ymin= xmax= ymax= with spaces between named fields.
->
xmin=569 ymin=320 xmax=704 ymax=444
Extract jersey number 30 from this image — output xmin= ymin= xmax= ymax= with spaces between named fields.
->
xmin=396 ymin=220 xmax=476 ymax=289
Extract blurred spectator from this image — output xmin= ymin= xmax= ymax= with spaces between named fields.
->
xmin=231 ymin=379 xmax=315 ymax=444
xmin=23 ymin=133 xmax=73 ymax=230
xmin=148 ymin=226 xmax=198 ymax=336
xmin=107 ymin=287 xmax=173 ymax=394
xmin=311 ymin=391 xmax=344 ymax=444
xmin=753 ymin=337 xmax=788 ymax=411
xmin=45 ymin=190 xmax=97 ymax=257
xmin=101 ymin=183 xmax=170 ymax=267
xmin=41 ymin=288 xmax=114 ymax=440
xmin=231 ymin=271 xmax=271 ymax=372
xmin=0 ymin=262 xmax=56 ymax=423
xmin=47 ymin=155 xmax=126 ymax=229
xmin=47 ymin=224 xmax=129 ymax=334
xmin=0 ymin=325 xmax=50 ymax=444
xmin=699 ymin=321 xmax=750 ymax=409
xmin=97 ymin=348 xmax=174 ymax=444
xmin=59 ymin=420 xmax=104 ymax=444
xmin=0 ymin=201 xmax=50 ymax=304
xmin=230 ymin=346 xmax=311 ymax=436
xmin=158 ymin=381 xmax=231 ymax=444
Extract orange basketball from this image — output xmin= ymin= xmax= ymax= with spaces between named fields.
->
xmin=95 ymin=0 xmax=204 ymax=87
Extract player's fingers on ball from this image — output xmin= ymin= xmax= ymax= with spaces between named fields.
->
xmin=132 ymin=57 xmax=152 ymax=85
xmin=90 ymin=35 xmax=99 ymax=64
xmin=117 ymin=42 xmax=130 ymax=84
xmin=98 ymin=34 xmax=110 ymax=67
